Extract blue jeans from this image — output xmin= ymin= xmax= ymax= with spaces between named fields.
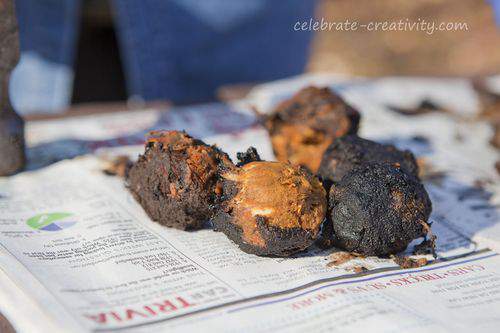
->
xmin=11 ymin=0 xmax=316 ymax=113
xmin=491 ymin=0 xmax=500 ymax=24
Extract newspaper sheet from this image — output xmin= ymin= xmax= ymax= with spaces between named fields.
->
xmin=0 ymin=74 xmax=499 ymax=332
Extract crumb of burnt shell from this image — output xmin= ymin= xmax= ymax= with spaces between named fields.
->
xmin=103 ymin=155 xmax=132 ymax=177
xmin=318 ymin=135 xmax=419 ymax=188
xmin=416 ymin=157 xmax=428 ymax=178
xmin=496 ymin=160 xmax=500 ymax=175
xmin=473 ymin=80 xmax=500 ymax=149
xmin=349 ymin=266 xmax=369 ymax=273
xmin=416 ymin=221 xmax=437 ymax=257
xmin=262 ymin=86 xmax=360 ymax=173
xmin=392 ymin=255 xmax=428 ymax=269
xmin=413 ymin=236 xmax=437 ymax=257
xmin=126 ymin=130 xmax=234 ymax=230
xmin=213 ymin=160 xmax=327 ymax=256
xmin=387 ymin=99 xmax=449 ymax=116
xmin=326 ymin=251 xmax=356 ymax=267
xmin=327 ymin=163 xmax=432 ymax=256
xmin=416 ymin=157 xmax=447 ymax=184
xmin=472 ymin=79 xmax=500 ymax=120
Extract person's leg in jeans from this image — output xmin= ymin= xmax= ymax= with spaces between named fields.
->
xmin=112 ymin=0 xmax=316 ymax=104
xmin=11 ymin=0 xmax=81 ymax=114
xmin=491 ymin=0 xmax=500 ymax=24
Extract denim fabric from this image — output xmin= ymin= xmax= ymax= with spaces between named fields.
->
xmin=491 ymin=0 xmax=500 ymax=24
xmin=11 ymin=0 xmax=81 ymax=114
xmin=111 ymin=0 xmax=316 ymax=103
xmin=11 ymin=0 xmax=316 ymax=112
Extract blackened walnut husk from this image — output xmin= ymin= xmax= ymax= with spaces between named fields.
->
xmin=236 ymin=147 xmax=262 ymax=167
xmin=327 ymin=163 xmax=432 ymax=256
xmin=263 ymin=86 xmax=360 ymax=173
xmin=126 ymin=130 xmax=234 ymax=230
xmin=213 ymin=161 xmax=327 ymax=256
xmin=318 ymin=135 xmax=419 ymax=189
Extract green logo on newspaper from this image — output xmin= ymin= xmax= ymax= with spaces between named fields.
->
xmin=27 ymin=212 xmax=76 ymax=231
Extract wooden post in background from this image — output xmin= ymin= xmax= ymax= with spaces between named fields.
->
xmin=0 ymin=0 xmax=25 ymax=176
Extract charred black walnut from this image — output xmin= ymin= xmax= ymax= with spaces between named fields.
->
xmin=318 ymin=135 xmax=419 ymax=189
xmin=127 ymin=130 xmax=233 ymax=230
xmin=327 ymin=163 xmax=432 ymax=256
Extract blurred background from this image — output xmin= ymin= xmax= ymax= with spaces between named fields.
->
xmin=10 ymin=0 xmax=500 ymax=115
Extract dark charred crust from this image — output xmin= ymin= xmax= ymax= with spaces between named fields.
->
xmin=236 ymin=147 xmax=262 ymax=166
xmin=126 ymin=131 xmax=234 ymax=230
xmin=318 ymin=135 xmax=419 ymax=189
xmin=213 ymin=210 xmax=316 ymax=256
xmin=255 ymin=217 xmax=316 ymax=256
xmin=214 ymin=177 xmax=239 ymax=207
xmin=326 ymin=163 xmax=432 ymax=256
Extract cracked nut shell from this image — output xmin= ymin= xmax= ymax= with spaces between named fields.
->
xmin=214 ymin=161 xmax=327 ymax=256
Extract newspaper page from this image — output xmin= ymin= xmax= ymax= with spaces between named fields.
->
xmin=0 ymin=75 xmax=499 ymax=332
